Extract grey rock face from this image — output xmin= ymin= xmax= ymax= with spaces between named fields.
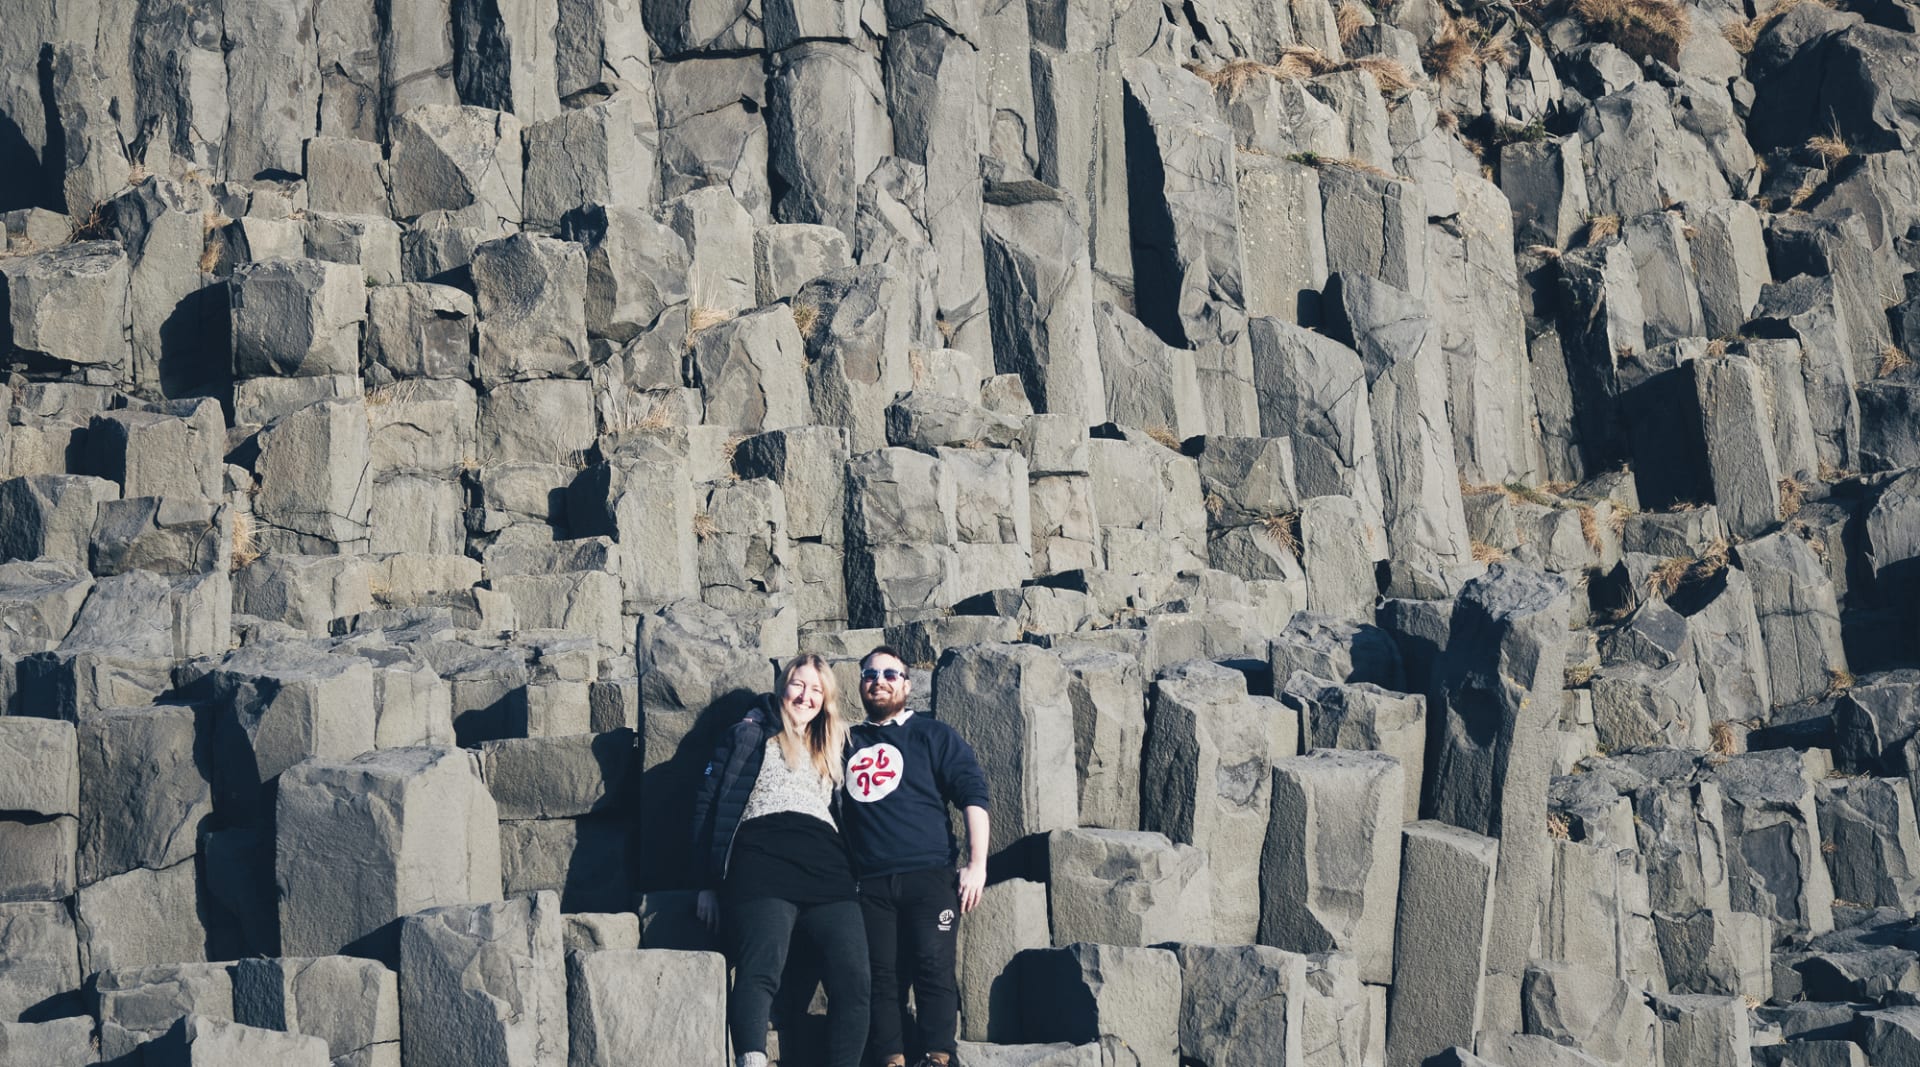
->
xmin=1429 ymin=563 xmax=1569 ymax=1030
xmin=1020 ymin=943 xmax=1180 ymax=1066
xmin=1121 ymin=61 xmax=1246 ymax=349
xmin=1385 ymin=822 xmax=1499 ymax=1067
xmin=1737 ymin=531 xmax=1850 ymax=706
xmin=1248 ymin=319 xmax=1387 ymax=540
xmin=388 ymin=106 xmax=525 ymax=224
xmin=0 ymin=901 xmax=80 ymax=1022
xmin=208 ymin=643 xmax=378 ymax=814
xmin=398 ymin=892 xmax=565 ymax=1067
xmin=1260 ymin=749 xmax=1404 ymax=983
xmin=933 ymin=643 xmax=1077 ymax=852
xmin=470 ymin=234 xmax=590 ymax=386
xmin=76 ymin=704 xmax=208 ymax=886
xmin=1047 ymin=828 xmax=1212 ymax=947
xmin=981 ymin=190 xmax=1105 ymax=427
xmin=767 ymin=43 xmax=891 ymax=237
xmin=565 ymin=949 xmax=725 ymax=1066
xmin=1163 ymin=943 xmax=1307 ymax=1067
xmin=233 ymin=955 xmax=401 ymax=1067
xmin=1 ymin=242 xmax=131 ymax=370
xmin=0 ymin=475 xmax=120 ymax=567
xmin=4 ymin=5 xmax=1920 ymax=1062
xmin=1141 ymin=661 xmax=1283 ymax=943
xmin=277 ymin=746 xmax=500 ymax=959
xmin=229 ymin=259 xmax=367 ymax=380
xmin=1519 ymin=961 xmax=1660 ymax=1065
xmin=957 ymin=878 xmax=1049 ymax=1043
xmin=1283 ymin=675 xmax=1425 ymax=822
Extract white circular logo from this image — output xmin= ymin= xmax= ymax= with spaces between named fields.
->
xmin=847 ymin=742 xmax=904 ymax=803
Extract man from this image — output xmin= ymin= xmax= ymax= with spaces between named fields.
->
xmin=842 ymin=645 xmax=990 ymax=1067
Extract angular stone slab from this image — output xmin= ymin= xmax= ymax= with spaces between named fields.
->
xmin=1384 ymin=822 xmax=1499 ymax=1067
xmin=1047 ymin=829 xmax=1212 ymax=947
xmin=277 ymin=746 xmax=501 ymax=960
xmin=398 ymin=892 xmax=565 ymax=1067
xmin=1260 ymin=749 xmax=1404 ymax=984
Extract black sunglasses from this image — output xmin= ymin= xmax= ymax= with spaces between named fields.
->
xmin=860 ymin=668 xmax=906 ymax=683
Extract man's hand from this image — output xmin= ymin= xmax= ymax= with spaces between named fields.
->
xmin=696 ymin=889 xmax=720 ymax=932
xmin=958 ymin=861 xmax=986 ymax=914
xmin=959 ymin=804 xmax=990 ymax=914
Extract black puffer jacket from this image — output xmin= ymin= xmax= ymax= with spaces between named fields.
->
xmin=690 ymin=700 xmax=851 ymax=890
xmin=690 ymin=701 xmax=775 ymax=890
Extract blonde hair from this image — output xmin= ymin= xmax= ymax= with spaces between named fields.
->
xmin=774 ymin=654 xmax=849 ymax=785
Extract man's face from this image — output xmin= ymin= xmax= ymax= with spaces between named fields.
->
xmin=859 ymin=654 xmax=911 ymax=719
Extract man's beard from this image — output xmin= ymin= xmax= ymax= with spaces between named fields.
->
xmin=862 ymin=689 xmax=907 ymax=720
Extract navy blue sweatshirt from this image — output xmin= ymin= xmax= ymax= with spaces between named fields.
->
xmin=841 ymin=711 xmax=991 ymax=878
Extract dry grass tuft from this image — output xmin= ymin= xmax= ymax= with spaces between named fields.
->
xmin=1705 ymin=337 xmax=1730 ymax=357
xmin=1824 ymin=668 xmax=1856 ymax=698
xmin=1644 ymin=537 xmax=1734 ymax=598
xmin=721 ymin=434 xmax=747 ymax=479
xmin=365 ymin=380 xmax=422 ymax=409
xmin=1276 ymin=45 xmax=1341 ymax=80
xmin=1649 ymin=555 xmax=1691 ymax=598
xmin=1502 ymin=480 xmax=1559 ymax=507
xmin=1779 ymin=475 xmax=1806 ymax=519
xmin=1423 ymin=17 xmax=1482 ymax=82
xmin=1187 ymin=58 xmax=1282 ymax=99
xmin=1144 ymin=424 xmax=1182 ymax=451
xmin=1709 ymin=719 xmax=1739 ymax=755
xmin=1698 ymin=536 xmax=1731 ymax=577
xmin=67 ymin=202 xmax=110 ymax=242
xmin=1258 ymin=512 xmax=1303 ymax=559
xmin=197 ymin=211 xmax=231 ymax=274
xmin=1571 ymin=0 xmax=1692 ymax=66
xmin=1565 ymin=663 xmax=1597 ymax=688
xmin=1472 ymin=540 xmax=1509 ymax=564
xmin=791 ymin=302 xmax=819 ymax=338
xmin=1582 ymin=214 xmax=1622 ymax=245
xmin=1576 ymin=505 xmax=1604 ymax=553
xmin=692 ymin=512 xmax=719 ymax=541
xmin=1186 ymin=48 xmax=1406 ymax=100
xmin=1727 ymin=0 xmax=1830 ymax=53
xmin=687 ymin=305 xmax=733 ymax=338
xmin=1337 ymin=0 xmax=1368 ymax=45
xmin=641 ymin=402 xmax=676 ymax=431
xmin=1327 ymin=156 xmax=1398 ymax=179
xmin=1807 ymin=130 xmax=1851 ymax=165
xmin=1204 ymin=491 xmax=1227 ymax=523
xmin=1878 ymin=343 xmax=1913 ymax=377
xmin=230 ymin=511 xmax=262 ymax=571
xmin=1351 ymin=55 xmax=1415 ymax=94
xmin=1546 ymin=812 xmax=1572 ymax=840
xmin=1479 ymin=24 xmax=1516 ymax=67
xmin=1787 ymin=175 xmax=1821 ymax=211
xmin=602 ymin=392 xmax=679 ymax=435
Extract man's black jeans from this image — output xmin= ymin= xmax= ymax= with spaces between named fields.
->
xmin=726 ymin=896 xmax=871 ymax=1067
xmin=859 ymin=867 xmax=961 ymax=1062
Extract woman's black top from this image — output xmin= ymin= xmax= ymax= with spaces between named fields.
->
xmin=723 ymin=811 xmax=857 ymax=904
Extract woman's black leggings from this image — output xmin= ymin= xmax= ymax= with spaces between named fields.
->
xmin=725 ymin=896 xmax=871 ymax=1067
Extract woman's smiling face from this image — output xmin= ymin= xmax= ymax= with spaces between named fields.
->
xmin=782 ymin=663 xmax=826 ymax=727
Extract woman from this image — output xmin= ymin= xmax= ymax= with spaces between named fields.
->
xmin=692 ymin=654 xmax=871 ymax=1067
